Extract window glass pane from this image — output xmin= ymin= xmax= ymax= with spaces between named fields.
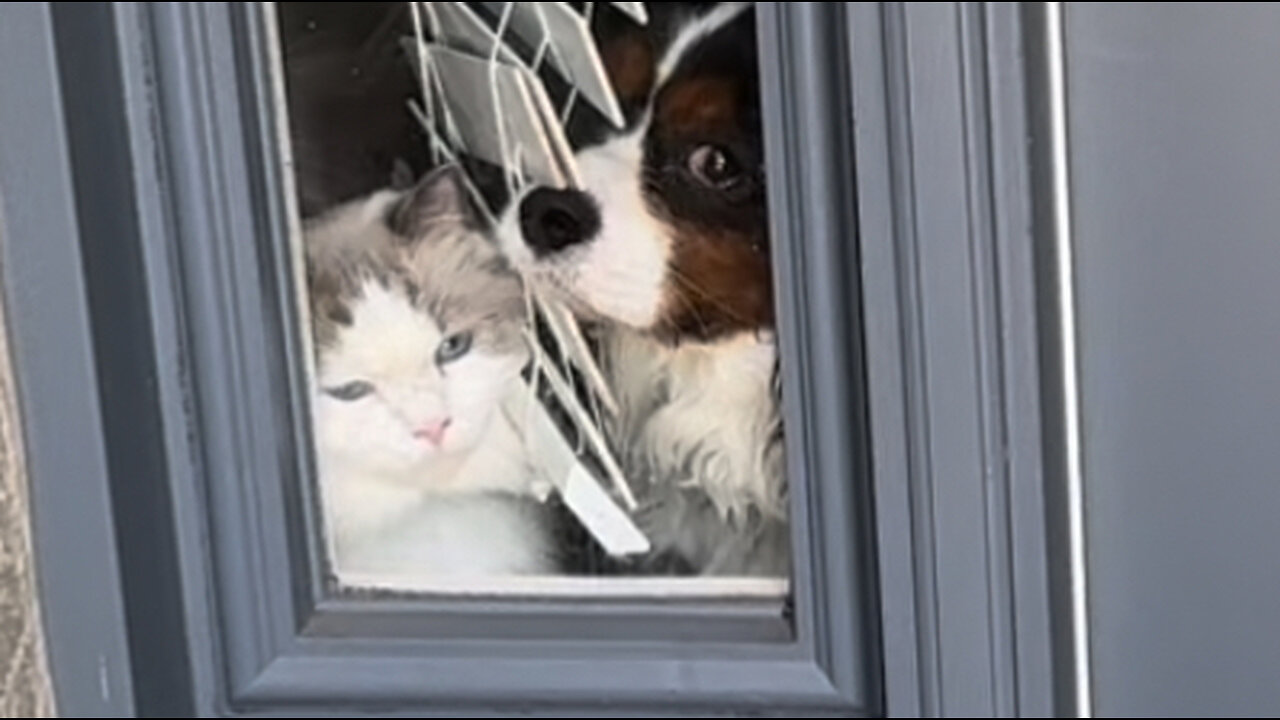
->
xmin=275 ymin=1 xmax=790 ymax=598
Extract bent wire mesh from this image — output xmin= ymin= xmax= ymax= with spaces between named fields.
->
xmin=273 ymin=1 xmax=791 ymax=598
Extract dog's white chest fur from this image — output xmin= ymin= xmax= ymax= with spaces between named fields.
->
xmin=603 ymin=327 xmax=785 ymax=522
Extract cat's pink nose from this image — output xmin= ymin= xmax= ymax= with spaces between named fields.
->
xmin=413 ymin=418 xmax=451 ymax=446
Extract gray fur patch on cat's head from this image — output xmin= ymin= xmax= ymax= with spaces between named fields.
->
xmin=304 ymin=166 xmax=526 ymax=360
xmin=384 ymin=164 xmax=483 ymax=238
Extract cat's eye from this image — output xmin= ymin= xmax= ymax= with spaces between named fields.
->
xmin=687 ymin=144 xmax=745 ymax=191
xmin=324 ymin=380 xmax=375 ymax=401
xmin=435 ymin=331 xmax=473 ymax=364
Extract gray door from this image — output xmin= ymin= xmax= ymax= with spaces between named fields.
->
xmin=1066 ymin=4 xmax=1280 ymax=716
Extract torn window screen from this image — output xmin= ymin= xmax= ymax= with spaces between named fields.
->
xmin=282 ymin=2 xmax=791 ymax=593
xmin=410 ymin=2 xmax=651 ymax=562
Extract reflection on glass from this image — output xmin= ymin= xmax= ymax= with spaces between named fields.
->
xmin=278 ymin=1 xmax=789 ymax=596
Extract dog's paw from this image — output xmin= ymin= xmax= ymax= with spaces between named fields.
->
xmin=631 ymin=481 xmax=707 ymax=546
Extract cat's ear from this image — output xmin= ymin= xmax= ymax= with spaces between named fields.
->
xmin=386 ymin=164 xmax=481 ymax=239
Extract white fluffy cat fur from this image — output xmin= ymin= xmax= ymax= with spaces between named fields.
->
xmin=304 ymin=166 xmax=556 ymax=583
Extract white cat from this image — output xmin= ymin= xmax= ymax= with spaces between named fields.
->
xmin=304 ymin=166 xmax=556 ymax=584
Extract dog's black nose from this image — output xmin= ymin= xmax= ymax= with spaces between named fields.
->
xmin=518 ymin=188 xmax=600 ymax=257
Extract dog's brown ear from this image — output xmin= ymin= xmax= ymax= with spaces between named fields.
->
xmin=599 ymin=27 xmax=656 ymax=113
xmin=593 ymin=3 xmax=720 ymax=121
xmin=591 ymin=7 xmax=659 ymax=122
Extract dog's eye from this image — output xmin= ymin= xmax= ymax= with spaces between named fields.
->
xmin=324 ymin=380 xmax=375 ymax=402
xmin=687 ymin=145 xmax=744 ymax=190
xmin=436 ymin=330 xmax=473 ymax=365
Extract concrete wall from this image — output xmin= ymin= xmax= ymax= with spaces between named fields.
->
xmin=0 ymin=223 xmax=55 ymax=717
